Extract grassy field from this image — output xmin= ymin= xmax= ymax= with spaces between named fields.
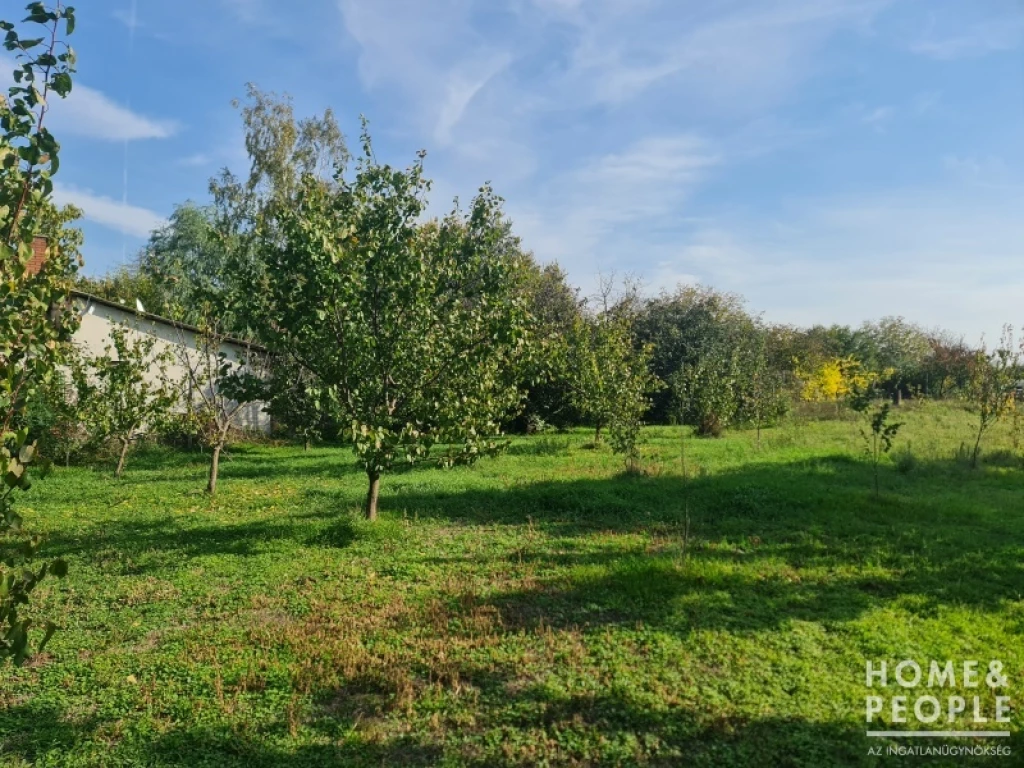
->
xmin=2 ymin=401 xmax=1023 ymax=766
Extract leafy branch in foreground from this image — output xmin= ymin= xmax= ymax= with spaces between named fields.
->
xmin=1 ymin=2 xmax=77 ymax=664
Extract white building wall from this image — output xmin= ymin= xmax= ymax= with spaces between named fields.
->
xmin=71 ymin=295 xmax=271 ymax=433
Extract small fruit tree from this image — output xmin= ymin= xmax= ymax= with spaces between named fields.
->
xmin=249 ymin=129 xmax=531 ymax=519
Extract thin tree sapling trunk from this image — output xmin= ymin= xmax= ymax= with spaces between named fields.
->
xmin=115 ymin=437 xmax=130 ymax=478
xmin=207 ymin=442 xmax=223 ymax=495
xmin=365 ymin=471 xmax=380 ymax=521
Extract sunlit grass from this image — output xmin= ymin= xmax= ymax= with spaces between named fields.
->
xmin=2 ymin=401 xmax=1022 ymax=766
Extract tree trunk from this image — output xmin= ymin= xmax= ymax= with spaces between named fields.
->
xmin=304 ymin=439 xmax=310 ymax=452
xmin=365 ymin=471 xmax=381 ymax=521
xmin=207 ymin=442 xmax=222 ymax=495
xmin=115 ymin=438 xmax=130 ymax=478
xmin=594 ymin=423 xmax=602 ymax=444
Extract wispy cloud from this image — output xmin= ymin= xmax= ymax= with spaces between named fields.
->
xmin=650 ymin=185 xmax=1024 ymax=340
xmin=508 ymin=134 xmax=719 ymax=279
xmin=178 ymin=152 xmax=213 ymax=168
xmin=54 ymin=184 xmax=167 ymax=238
xmin=0 ymin=56 xmax=177 ymax=141
xmin=910 ymin=16 xmax=1024 ymax=60
xmin=52 ymin=83 xmax=179 ymax=141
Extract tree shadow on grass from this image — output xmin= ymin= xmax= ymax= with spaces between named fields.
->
xmin=7 ymin=671 xmax=1017 ymax=767
xmin=304 ymin=660 xmax=1022 ymax=767
xmin=42 ymin=510 xmax=355 ymax=569
xmin=382 ymin=454 xmax=1024 ymax=631
xmin=0 ymin=699 xmax=101 ymax=766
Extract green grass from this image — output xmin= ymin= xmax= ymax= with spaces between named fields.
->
xmin=2 ymin=401 xmax=1023 ymax=766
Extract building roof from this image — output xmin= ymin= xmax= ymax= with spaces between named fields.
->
xmin=71 ymin=290 xmax=267 ymax=353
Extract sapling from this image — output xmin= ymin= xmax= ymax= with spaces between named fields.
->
xmin=966 ymin=327 xmax=1019 ymax=469
xmin=850 ymin=384 xmax=903 ymax=496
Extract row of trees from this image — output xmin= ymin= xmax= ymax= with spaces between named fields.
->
xmin=67 ymin=84 xmax=1023 ymax=517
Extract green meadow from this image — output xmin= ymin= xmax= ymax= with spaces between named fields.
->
xmin=2 ymin=401 xmax=1022 ymax=766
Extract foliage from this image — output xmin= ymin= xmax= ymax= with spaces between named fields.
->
xmin=852 ymin=316 xmax=932 ymax=399
xmin=262 ymin=356 xmax=326 ymax=449
xmin=565 ymin=312 xmax=656 ymax=447
xmin=23 ymin=355 xmax=90 ymax=465
xmin=670 ymin=344 xmax=743 ymax=438
xmin=849 ymin=384 xmax=903 ymax=495
xmin=795 ymin=356 xmax=880 ymax=404
xmin=247 ymin=128 xmax=530 ymax=519
xmin=605 ymin=340 xmax=658 ymax=472
xmin=633 ymin=285 xmax=757 ymax=423
xmin=74 ymin=264 xmax=166 ymax=317
xmin=0 ymin=2 xmax=77 ymax=665
xmin=78 ymin=324 xmax=178 ymax=478
xmin=965 ymin=326 xmax=1020 ymax=469
xmin=513 ymin=259 xmax=584 ymax=430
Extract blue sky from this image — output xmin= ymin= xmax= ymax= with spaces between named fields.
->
xmin=14 ymin=0 xmax=1024 ymax=340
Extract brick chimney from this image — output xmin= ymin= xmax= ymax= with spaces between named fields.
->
xmin=26 ymin=235 xmax=48 ymax=276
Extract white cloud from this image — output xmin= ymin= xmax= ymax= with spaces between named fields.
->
xmin=0 ymin=55 xmax=177 ymax=141
xmin=178 ymin=152 xmax=213 ymax=168
xmin=434 ymin=54 xmax=512 ymax=145
xmin=543 ymin=0 xmax=892 ymax=111
xmin=648 ymin=187 xmax=1024 ymax=340
xmin=53 ymin=83 xmax=178 ymax=141
xmin=910 ymin=17 xmax=1024 ymax=60
xmin=54 ymin=184 xmax=167 ymax=238
xmin=508 ymin=134 xmax=719 ymax=281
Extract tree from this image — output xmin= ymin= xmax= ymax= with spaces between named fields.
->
xmin=850 ymin=384 xmax=903 ymax=496
xmin=24 ymin=352 xmax=91 ymax=466
xmin=262 ymin=357 xmax=325 ymax=450
xmin=75 ymin=263 xmax=166 ymax=317
xmin=966 ymin=327 xmax=1019 ymax=469
xmin=671 ymin=344 xmax=742 ymax=437
xmin=0 ymin=2 xmax=77 ymax=664
xmin=175 ymin=318 xmax=263 ymax=495
xmin=633 ymin=285 xmax=757 ymax=423
xmin=740 ymin=334 xmax=788 ymax=448
xmin=81 ymin=324 xmax=178 ymax=478
xmin=796 ymin=356 xmax=880 ymax=410
xmin=133 ymin=202 xmax=226 ymax=323
xmin=854 ymin=316 xmax=931 ymax=404
xmin=248 ymin=129 xmax=530 ymax=520
xmin=211 ymin=86 xmax=348 ymax=313
xmin=514 ymin=259 xmax=584 ymax=431
xmin=566 ymin=313 xmax=652 ymax=444
xmin=605 ymin=341 xmax=659 ymax=472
